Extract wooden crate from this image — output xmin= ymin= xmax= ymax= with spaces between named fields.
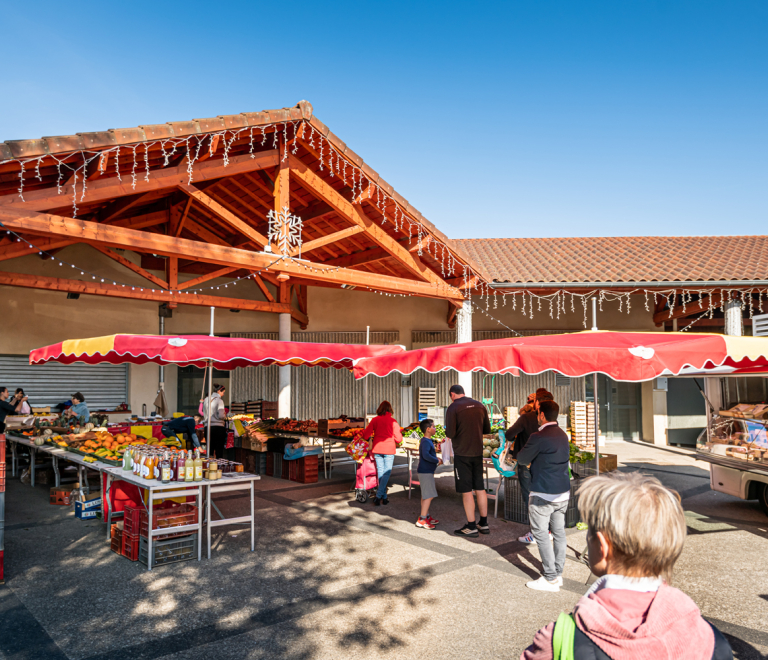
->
xmin=318 ymin=418 xmax=364 ymax=436
xmin=418 ymin=388 xmax=437 ymax=415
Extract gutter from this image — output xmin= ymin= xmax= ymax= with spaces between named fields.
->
xmin=490 ymin=280 xmax=768 ymax=289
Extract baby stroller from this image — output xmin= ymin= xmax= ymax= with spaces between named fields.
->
xmin=354 ymin=454 xmax=379 ymax=503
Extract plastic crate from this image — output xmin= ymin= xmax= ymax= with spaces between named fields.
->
xmin=50 ymin=487 xmax=72 ymax=506
xmin=0 ymin=438 xmax=5 ymax=464
xmin=246 ymin=451 xmax=267 ymax=475
xmin=289 ymin=455 xmax=318 ymax=484
xmin=266 ymin=452 xmax=284 ymax=478
xmin=139 ymin=504 xmax=198 ymax=538
xmin=122 ymin=531 xmax=140 ymax=561
xmin=139 ymin=534 xmax=197 ymax=566
xmin=122 ymin=504 xmax=142 ymax=536
xmin=111 ymin=527 xmax=123 ymax=555
xmin=504 ymin=477 xmax=581 ymax=528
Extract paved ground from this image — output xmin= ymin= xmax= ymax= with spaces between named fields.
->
xmin=1 ymin=440 xmax=767 ymax=660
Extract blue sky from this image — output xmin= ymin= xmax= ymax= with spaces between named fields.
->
xmin=1 ymin=1 xmax=766 ymax=239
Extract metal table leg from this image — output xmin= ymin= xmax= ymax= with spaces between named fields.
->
xmin=148 ymin=490 xmax=154 ymax=571
xmin=206 ymin=483 xmax=212 ymax=560
xmin=30 ymin=446 xmax=36 ymax=487
xmin=250 ymin=480 xmax=255 ymax=552
xmin=104 ymin=473 xmax=113 ymax=541
xmin=52 ymin=455 xmax=60 ymax=487
xmin=11 ymin=440 xmax=17 ymax=477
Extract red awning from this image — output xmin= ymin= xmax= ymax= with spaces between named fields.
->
xmin=352 ymin=331 xmax=768 ymax=382
xmin=30 ymin=334 xmax=405 ymax=370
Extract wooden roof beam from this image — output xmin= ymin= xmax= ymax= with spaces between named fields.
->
xmin=179 ymin=184 xmax=268 ymax=248
xmin=0 ymin=150 xmax=280 ymax=213
xmin=0 ymin=206 xmax=464 ymax=301
xmin=323 ymin=242 xmax=408 ymax=269
xmin=178 ymin=266 xmax=239 ymax=290
xmin=289 ymin=225 xmax=364 ymax=257
xmin=0 ymin=269 xmax=297 ymax=316
xmin=89 ymin=244 xmax=168 ymax=289
xmin=249 ymin=272 xmax=276 ymax=302
xmin=287 ymin=154 xmax=448 ymax=287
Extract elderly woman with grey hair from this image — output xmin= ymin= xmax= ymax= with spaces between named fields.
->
xmin=521 ymin=472 xmax=732 ymax=660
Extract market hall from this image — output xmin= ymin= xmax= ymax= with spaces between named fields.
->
xmin=0 ymin=103 xmax=767 ymax=635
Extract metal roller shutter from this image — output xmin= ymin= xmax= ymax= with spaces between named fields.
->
xmin=0 ymin=355 xmax=129 ymax=410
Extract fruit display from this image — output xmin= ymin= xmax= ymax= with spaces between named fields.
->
xmin=482 ymin=435 xmax=501 ymax=458
xmin=273 ymin=418 xmax=318 ymax=433
xmin=57 ymin=430 xmax=180 ymax=464
xmin=329 ymin=427 xmax=364 ymax=439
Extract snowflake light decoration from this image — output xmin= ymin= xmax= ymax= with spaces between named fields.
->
xmin=267 ymin=206 xmax=303 ymax=256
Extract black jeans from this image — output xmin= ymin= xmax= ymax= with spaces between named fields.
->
xmin=518 ymin=464 xmax=532 ymax=511
xmin=208 ymin=426 xmax=227 ymax=459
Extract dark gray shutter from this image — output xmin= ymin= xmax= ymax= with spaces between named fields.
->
xmin=0 ymin=355 xmax=129 ymax=410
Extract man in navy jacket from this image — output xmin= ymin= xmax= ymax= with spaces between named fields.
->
xmin=516 ymin=399 xmax=571 ymax=592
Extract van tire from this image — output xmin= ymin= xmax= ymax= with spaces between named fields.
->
xmin=759 ymin=483 xmax=768 ymax=517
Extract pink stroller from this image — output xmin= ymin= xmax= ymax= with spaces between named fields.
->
xmin=354 ymin=454 xmax=379 ymax=503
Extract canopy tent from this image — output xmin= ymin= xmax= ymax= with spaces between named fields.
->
xmin=352 ymin=330 xmax=768 ymax=477
xmin=31 ymin=333 xmax=406 ymax=456
xmin=352 ymin=331 xmax=768 ymax=381
xmin=30 ymin=334 xmax=406 ymax=370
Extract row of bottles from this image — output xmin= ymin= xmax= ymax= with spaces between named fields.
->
xmin=123 ymin=447 xmax=213 ymax=483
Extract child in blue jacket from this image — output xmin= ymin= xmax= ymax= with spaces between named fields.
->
xmin=416 ymin=418 xmax=440 ymax=529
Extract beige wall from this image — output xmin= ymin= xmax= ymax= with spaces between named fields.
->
xmin=0 ymin=245 xmax=662 ymax=418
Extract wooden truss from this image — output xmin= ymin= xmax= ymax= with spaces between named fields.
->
xmin=0 ymin=116 xmax=476 ymax=328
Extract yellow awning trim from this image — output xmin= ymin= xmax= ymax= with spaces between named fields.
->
xmin=61 ymin=335 xmax=118 ymax=357
xmin=722 ymin=335 xmax=768 ymax=362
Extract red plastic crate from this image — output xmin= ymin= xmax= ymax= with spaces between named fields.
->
xmin=122 ymin=504 xmax=142 ymax=536
xmin=122 ymin=531 xmax=140 ymax=561
xmin=289 ymin=455 xmax=318 ymax=484
xmin=139 ymin=504 xmax=198 ymax=538
xmin=0 ymin=439 xmax=5 ymax=464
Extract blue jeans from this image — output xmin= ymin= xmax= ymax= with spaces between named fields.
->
xmin=374 ymin=454 xmax=394 ymax=499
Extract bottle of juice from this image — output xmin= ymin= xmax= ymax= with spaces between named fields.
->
xmin=146 ymin=452 xmax=154 ymax=480
xmin=136 ymin=450 xmax=144 ymax=477
xmin=176 ymin=451 xmax=186 ymax=481
xmin=193 ymin=449 xmax=203 ymax=481
xmin=170 ymin=453 xmax=177 ymax=480
xmin=185 ymin=450 xmax=194 ymax=482
xmin=160 ymin=451 xmax=171 ymax=484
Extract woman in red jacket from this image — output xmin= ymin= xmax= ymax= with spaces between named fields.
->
xmin=362 ymin=401 xmax=403 ymax=506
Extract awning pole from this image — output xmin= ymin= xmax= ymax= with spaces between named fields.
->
xmin=593 ymin=373 xmax=600 ymax=476
xmin=206 ymin=307 xmax=214 ymax=457
xmin=206 ymin=360 xmax=213 ymax=457
xmin=364 ymin=325 xmax=370 ymax=417
xmin=592 ymin=298 xmax=599 ymax=475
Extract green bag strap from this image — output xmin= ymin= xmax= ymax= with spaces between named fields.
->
xmin=552 ymin=612 xmax=576 ymax=660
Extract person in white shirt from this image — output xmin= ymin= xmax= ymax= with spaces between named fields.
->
xmin=515 ymin=400 xmax=571 ymax=591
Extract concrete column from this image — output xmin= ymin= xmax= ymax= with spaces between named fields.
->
xmin=456 ymin=300 xmax=473 ymax=398
xmin=724 ymin=297 xmax=743 ymax=337
xmin=278 ymin=312 xmax=291 ymax=418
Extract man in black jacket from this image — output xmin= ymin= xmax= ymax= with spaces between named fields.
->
xmin=516 ymin=399 xmax=571 ymax=592
xmin=444 ymin=384 xmax=492 ymax=538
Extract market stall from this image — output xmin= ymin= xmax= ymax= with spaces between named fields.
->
xmin=353 ymin=329 xmax=768 ymax=520
xmin=16 ymin=334 xmax=407 ymax=570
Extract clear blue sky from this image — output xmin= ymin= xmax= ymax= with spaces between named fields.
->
xmin=1 ymin=1 xmax=766 ymax=239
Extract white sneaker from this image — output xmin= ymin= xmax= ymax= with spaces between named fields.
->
xmin=518 ymin=531 xmax=554 ymax=544
xmin=526 ymin=576 xmax=560 ymax=592
xmin=555 ymin=576 xmax=564 ymax=586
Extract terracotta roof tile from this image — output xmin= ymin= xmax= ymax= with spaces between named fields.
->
xmin=453 ymin=236 xmax=768 ymax=283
